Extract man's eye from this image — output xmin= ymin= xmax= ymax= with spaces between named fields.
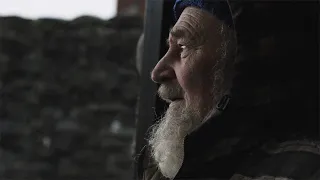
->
xmin=178 ymin=44 xmax=188 ymax=58
xmin=178 ymin=44 xmax=186 ymax=49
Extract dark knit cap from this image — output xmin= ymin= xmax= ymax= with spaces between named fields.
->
xmin=173 ymin=0 xmax=234 ymax=28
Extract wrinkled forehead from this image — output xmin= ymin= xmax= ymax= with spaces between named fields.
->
xmin=173 ymin=0 xmax=233 ymax=28
xmin=171 ymin=7 xmax=223 ymax=40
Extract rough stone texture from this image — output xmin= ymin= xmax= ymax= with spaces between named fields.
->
xmin=0 ymin=15 xmax=142 ymax=180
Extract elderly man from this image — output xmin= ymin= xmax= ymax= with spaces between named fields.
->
xmin=136 ymin=0 xmax=319 ymax=180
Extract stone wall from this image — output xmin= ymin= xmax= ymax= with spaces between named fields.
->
xmin=0 ymin=15 xmax=143 ymax=180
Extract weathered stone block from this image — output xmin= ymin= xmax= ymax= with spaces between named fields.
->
xmin=0 ymin=14 xmax=142 ymax=180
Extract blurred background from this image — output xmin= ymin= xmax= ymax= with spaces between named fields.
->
xmin=0 ymin=0 xmax=145 ymax=179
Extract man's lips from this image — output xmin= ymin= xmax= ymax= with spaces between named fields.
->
xmin=169 ymin=98 xmax=183 ymax=103
xmin=172 ymin=98 xmax=183 ymax=101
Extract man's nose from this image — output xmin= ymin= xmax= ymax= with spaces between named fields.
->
xmin=151 ymin=56 xmax=176 ymax=83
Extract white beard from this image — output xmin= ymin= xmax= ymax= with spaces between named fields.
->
xmin=148 ymin=100 xmax=203 ymax=179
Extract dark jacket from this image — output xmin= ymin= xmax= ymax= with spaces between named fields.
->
xmin=137 ymin=105 xmax=320 ymax=180
xmin=136 ymin=1 xmax=319 ymax=179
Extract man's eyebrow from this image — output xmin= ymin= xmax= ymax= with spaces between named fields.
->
xmin=166 ymin=27 xmax=189 ymax=46
xmin=169 ymin=27 xmax=187 ymax=39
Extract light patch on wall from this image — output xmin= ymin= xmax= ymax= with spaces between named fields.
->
xmin=0 ymin=0 xmax=117 ymax=20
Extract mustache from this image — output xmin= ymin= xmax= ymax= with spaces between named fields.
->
xmin=158 ymin=82 xmax=184 ymax=102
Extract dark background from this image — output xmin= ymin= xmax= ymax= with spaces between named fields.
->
xmin=0 ymin=14 xmax=143 ymax=180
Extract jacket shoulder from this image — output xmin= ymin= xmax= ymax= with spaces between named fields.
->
xmin=235 ymin=139 xmax=320 ymax=180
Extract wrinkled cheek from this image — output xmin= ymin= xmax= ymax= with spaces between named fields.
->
xmin=177 ymin=67 xmax=202 ymax=107
xmin=177 ymin=64 xmax=197 ymax=91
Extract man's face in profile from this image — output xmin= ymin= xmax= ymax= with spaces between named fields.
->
xmin=151 ymin=7 xmax=226 ymax=119
xmin=148 ymin=7 xmax=235 ymax=179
